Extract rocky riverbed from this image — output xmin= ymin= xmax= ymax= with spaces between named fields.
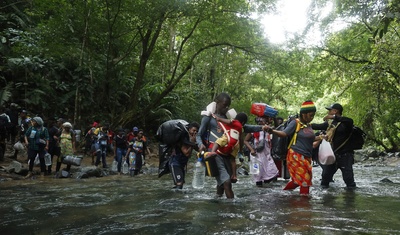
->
xmin=1 ymin=143 xmax=399 ymax=181
xmin=0 ymin=142 xmax=161 ymax=181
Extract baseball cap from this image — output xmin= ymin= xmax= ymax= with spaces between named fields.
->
xmin=133 ymin=127 xmax=139 ymax=132
xmin=326 ymin=103 xmax=343 ymax=112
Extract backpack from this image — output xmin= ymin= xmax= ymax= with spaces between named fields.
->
xmin=351 ymin=126 xmax=366 ymax=150
xmin=335 ymin=126 xmax=366 ymax=152
xmin=215 ymin=121 xmax=241 ymax=156
xmin=158 ymin=144 xmax=172 ymax=178
xmin=155 ymin=119 xmax=190 ymax=146
xmin=271 ymin=116 xmax=300 ymax=160
xmin=156 ymin=120 xmax=191 ymax=177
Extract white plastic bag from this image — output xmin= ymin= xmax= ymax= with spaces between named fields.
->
xmin=318 ymin=139 xmax=335 ymax=165
xmin=13 ymin=141 xmax=24 ymax=151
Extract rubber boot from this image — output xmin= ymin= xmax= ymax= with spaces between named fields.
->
xmin=300 ymin=186 xmax=309 ymax=196
xmin=283 ymin=181 xmax=299 ymax=190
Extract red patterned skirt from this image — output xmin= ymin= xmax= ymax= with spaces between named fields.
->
xmin=286 ymin=148 xmax=312 ymax=187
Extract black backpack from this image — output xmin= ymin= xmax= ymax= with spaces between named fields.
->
xmin=350 ymin=126 xmax=366 ymax=150
xmin=336 ymin=126 xmax=366 ymax=152
xmin=271 ymin=115 xmax=298 ymax=160
xmin=156 ymin=119 xmax=190 ymax=178
xmin=155 ymin=119 xmax=190 ymax=146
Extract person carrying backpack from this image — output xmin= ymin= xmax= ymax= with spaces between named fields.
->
xmin=24 ymin=117 xmax=49 ymax=179
xmin=311 ymin=103 xmax=357 ymax=190
xmin=265 ymin=101 xmax=318 ymax=196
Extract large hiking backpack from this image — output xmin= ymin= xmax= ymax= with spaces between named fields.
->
xmin=156 ymin=119 xmax=190 ymax=178
xmin=155 ymin=119 xmax=190 ymax=146
xmin=271 ymin=115 xmax=298 ymax=160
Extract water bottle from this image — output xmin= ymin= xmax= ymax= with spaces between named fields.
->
xmin=192 ymin=157 xmax=205 ymax=189
xmin=111 ymin=160 xmax=118 ymax=172
xmin=122 ymin=161 xmax=129 ymax=174
xmin=249 ymin=155 xmax=260 ymax=175
xmin=44 ymin=152 xmax=52 ymax=166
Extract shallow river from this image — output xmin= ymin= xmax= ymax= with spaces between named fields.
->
xmin=1 ymin=163 xmax=399 ymax=235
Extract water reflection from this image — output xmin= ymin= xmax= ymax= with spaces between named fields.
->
xmin=0 ymin=165 xmax=399 ymax=234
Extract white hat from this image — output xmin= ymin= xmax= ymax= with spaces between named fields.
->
xmin=62 ymin=122 xmax=73 ymax=128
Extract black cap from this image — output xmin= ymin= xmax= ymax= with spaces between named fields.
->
xmin=326 ymin=103 xmax=343 ymax=112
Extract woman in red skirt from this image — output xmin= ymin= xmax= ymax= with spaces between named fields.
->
xmin=266 ymin=100 xmax=318 ymax=196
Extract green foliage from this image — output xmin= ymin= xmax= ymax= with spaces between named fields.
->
xmin=0 ymin=0 xmax=399 ymax=151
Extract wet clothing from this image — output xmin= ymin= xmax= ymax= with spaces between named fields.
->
xmin=215 ymin=154 xmax=233 ymax=186
xmin=197 ymin=114 xmax=262 ymax=186
xmin=286 ymin=149 xmax=313 ymax=187
xmin=312 ymin=116 xmax=356 ymax=188
xmin=169 ymin=147 xmax=189 ymax=186
xmin=282 ymin=119 xmax=314 ymax=190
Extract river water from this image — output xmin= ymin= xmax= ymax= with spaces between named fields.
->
xmin=0 ymin=162 xmax=399 ymax=235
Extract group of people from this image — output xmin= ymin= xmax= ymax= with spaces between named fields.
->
xmin=164 ymin=92 xmax=357 ymax=199
xmin=84 ymin=123 xmax=151 ymax=176
xmin=0 ymin=104 xmax=78 ymax=178
xmin=1 ymin=94 xmax=357 ymax=197
xmin=0 ymin=102 xmax=153 ymax=178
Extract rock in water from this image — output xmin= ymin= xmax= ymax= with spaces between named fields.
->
xmin=380 ymin=178 xmax=393 ymax=183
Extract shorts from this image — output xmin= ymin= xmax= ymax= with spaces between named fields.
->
xmin=215 ymin=154 xmax=232 ymax=186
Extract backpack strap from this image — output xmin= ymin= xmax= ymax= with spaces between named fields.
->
xmin=333 ymin=127 xmax=353 ymax=153
xmin=217 ymin=121 xmax=230 ymax=142
xmin=287 ymin=119 xmax=307 ymax=149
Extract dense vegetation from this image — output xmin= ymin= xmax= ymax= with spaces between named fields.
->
xmin=1 ymin=0 xmax=399 ymax=152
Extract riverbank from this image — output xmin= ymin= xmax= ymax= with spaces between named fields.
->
xmin=0 ymin=142 xmax=161 ymax=181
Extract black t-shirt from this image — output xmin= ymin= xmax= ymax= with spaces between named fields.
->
xmin=114 ymin=135 xmax=128 ymax=149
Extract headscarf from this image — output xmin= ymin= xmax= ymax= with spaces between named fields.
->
xmin=32 ymin=117 xmax=44 ymax=126
xmin=63 ymin=122 xmax=73 ymax=128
